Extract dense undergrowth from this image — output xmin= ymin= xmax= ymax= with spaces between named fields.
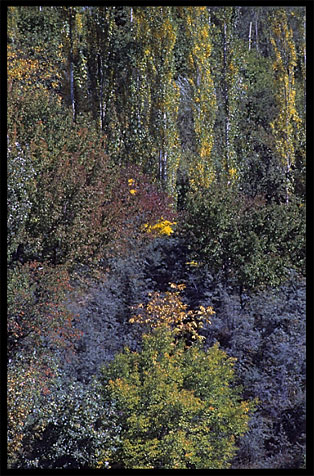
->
xmin=7 ymin=234 xmax=306 ymax=469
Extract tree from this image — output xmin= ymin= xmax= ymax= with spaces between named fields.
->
xmin=7 ymin=261 xmax=81 ymax=468
xmin=7 ymin=6 xmax=64 ymax=99
xmin=180 ymin=7 xmax=217 ymax=190
xmin=97 ymin=308 xmax=254 ymax=468
xmin=182 ymin=183 xmax=305 ymax=291
xmin=206 ymin=7 xmax=246 ymax=185
xmin=129 ymin=7 xmax=181 ymax=196
xmin=129 ymin=283 xmax=214 ymax=343
xmin=269 ymin=8 xmax=302 ymax=203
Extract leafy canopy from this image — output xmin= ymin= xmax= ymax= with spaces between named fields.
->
xmin=97 ymin=288 xmax=255 ymax=469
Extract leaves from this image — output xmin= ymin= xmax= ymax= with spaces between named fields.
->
xmin=98 ymin=326 xmax=255 ymax=469
xmin=7 ymin=5 xmax=305 ymax=470
xmin=129 ymin=284 xmax=214 ymax=343
xmin=182 ymin=183 xmax=305 ymax=290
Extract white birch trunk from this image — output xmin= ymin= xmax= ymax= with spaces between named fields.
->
xmin=248 ymin=22 xmax=252 ymax=50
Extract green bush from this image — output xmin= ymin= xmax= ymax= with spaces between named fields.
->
xmin=181 ymin=184 xmax=305 ymax=290
xmin=97 ymin=326 xmax=255 ymax=469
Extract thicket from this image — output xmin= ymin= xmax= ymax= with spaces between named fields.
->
xmin=6 ymin=4 xmax=306 ymax=471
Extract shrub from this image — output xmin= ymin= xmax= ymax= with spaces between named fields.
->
xmin=13 ymin=375 xmax=109 ymax=469
xmin=197 ymin=275 xmax=306 ymax=469
xmin=96 ymin=301 xmax=255 ymax=468
xmin=7 ymin=260 xmax=83 ymax=467
xmin=181 ymin=183 xmax=305 ymax=290
xmin=129 ymin=283 xmax=214 ymax=344
xmin=7 ymin=261 xmax=80 ymax=357
xmin=105 ymin=165 xmax=177 ymax=257
xmin=8 ymin=106 xmax=177 ymax=269
xmin=7 ymin=355 xmax=58 ymax=467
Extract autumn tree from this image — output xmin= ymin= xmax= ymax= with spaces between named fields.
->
xmin=96 ymin=288 xmax=255 ymax=469
xmin=7 ymin=6 xmax=64 ymax=99
xmin=129 ymin=283 xmax=214 ymax=343
xmin=121 ymin=7 xmax=181 ymax=196
xmin=178 ymin=7 xmax=217 ymax=190
xmin=269 ymin=8 xmax=302 ymax=203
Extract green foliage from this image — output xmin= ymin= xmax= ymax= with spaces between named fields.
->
xmin=7 ymin=355 xmax=57 ymax=467
xmin=7 ymin=135 xmax=36 ymax=263
xmin=7 ymin=83 xmax=176 ymax=268
xmin=8 ymin=360 xmax=109 ymax=469
xmin=16 ymin=376 xmax=109 ymax=469
xmin=182 ymin=184 xmax=305 ymax=290
xmin=6 ymin=5 xmax=306 ymax=470
xmin=97 ymin=327 xmax=254 ymax=469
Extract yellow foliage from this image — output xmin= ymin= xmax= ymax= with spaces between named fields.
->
xmin=129 ymin=283 xmax=215 ymax=343
xmin=184 ymin=7 xmax=217 ymax=190
xmin=270 ymin=8 xmax=301 ymax=181
xmin=7 ymin=44 xmax=62 ymax=95
xmin=186 ymin=261 xmax=200 ymax=267
xmin=142 ymin=219 xmax=177 ymax=236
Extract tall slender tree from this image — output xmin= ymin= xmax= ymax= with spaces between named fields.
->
xmin=180 ymin=7 xmax=217 ymax=190
xmin=269 ymin=8 xmax=302 ymax=203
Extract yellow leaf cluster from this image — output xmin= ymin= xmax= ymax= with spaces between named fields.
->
xmin=128 ymin=178 xmax=137 ymax=195
xmin=186 ymin=260 xmax=200 ymax=267
xmin=129 ymin=283 xmax=215 ymax=342
xmin=142 ymin=219 xmax=177 ymax=236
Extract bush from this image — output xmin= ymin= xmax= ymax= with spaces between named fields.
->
xmin=7 ymin=355 xmax=58 ymax=467
xmin=8 ymin=366 xmax=109 ymax=469
xmin=8 ymin=100 xmax=177 ymax=269
xmin=7 ymin=261 xmax=80 ymax=357
xmin=96 ymin=311 xmax=255 ymax=468
xmin=181 ymin=183 xmax=305 ymax=290
xmin=7 ymin=260 xmax=83 ymax=467
xmin=22 ymin=378 xmax=108 ymax=469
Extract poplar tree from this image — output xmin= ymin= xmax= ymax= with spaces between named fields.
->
xmin=211 ymin=7 xmax=244 ymax=185
xmin=269 ymin=8 xmax=302 ymax=203
xmin=181 ymin=7 xmax=217 ymax=190
xmin=131 ymin=7 xmax=180 ymax=196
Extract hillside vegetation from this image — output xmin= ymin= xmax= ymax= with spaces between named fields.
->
xmin=7 ymin=6 xmax=306 ymax=470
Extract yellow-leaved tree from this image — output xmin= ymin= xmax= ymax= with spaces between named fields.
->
xmin=96 ymin=285 xmax=255 ymax=469
xmin=182 ymin=7 xmax=217 ymax=190
xmin=269 ymin=8 xmax=302 ymax=203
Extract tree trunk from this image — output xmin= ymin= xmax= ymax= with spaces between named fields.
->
xmin=255 ymin=19 xmax=259 ymax=51
xmin=98 ymin=53 xmax=105 ymax=130
xmin=223 ymin=21 xmax=230 ymax=170
xmin=69 ymin=10 xmax=76 ymax=123
xmin=248 ymin=21 xmax=252 ymax=50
